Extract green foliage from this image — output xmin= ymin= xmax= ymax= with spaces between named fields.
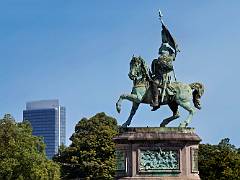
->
xmin=0 ymin=114 xmax=60 ymax=180
xmin=53 ymin=112 xmax=118 ymax=179
xmin=199 ymin=138 xmax=240 ymax=180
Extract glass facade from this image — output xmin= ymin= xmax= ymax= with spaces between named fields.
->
xmin=23 ymin=100 xmax=66 ymax=159
xmin=60 ymin=107 xmax=66 ymax=145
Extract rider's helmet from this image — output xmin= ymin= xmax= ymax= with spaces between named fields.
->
xmin=159 ymin=43 xmax=175 ymax=55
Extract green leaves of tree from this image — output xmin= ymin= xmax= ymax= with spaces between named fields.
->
xmin=0 ymin=114 xmax=60 ymax=180
xmin=199 ymin=138 xmax=240 ymax=180
xmin=53 ymin=112 xmax=118 ymax=180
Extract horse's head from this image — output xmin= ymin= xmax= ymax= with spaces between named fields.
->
xmin=128 ymin=56 xmax=143 ymax=81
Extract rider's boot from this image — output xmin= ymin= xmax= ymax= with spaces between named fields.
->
xmin=151 ymin=95 xmax=160 ymax=111
xmin=151 ymin=81 xmax=160 ymax=111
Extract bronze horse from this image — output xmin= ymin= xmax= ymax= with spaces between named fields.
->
xmin=116 ymin=56 xmax=204 ymax=127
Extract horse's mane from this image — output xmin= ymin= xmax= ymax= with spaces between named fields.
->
xmin=130 ymin=56 xmax=150 ymax=80
xmin=138 ymin=57 xmax=150 ymax=80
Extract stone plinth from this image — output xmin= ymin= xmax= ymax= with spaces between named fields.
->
xmin=113 ymin=127 xmax=201 ymax=180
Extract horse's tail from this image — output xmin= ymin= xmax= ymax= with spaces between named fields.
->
xmin=189 ymin=82 xmax=204 ymax=110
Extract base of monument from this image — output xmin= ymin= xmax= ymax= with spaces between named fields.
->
xmin=114 ymin=127 xmax=201 ymax=180
xmin=118 ymin=176 xmax=199 ymax=180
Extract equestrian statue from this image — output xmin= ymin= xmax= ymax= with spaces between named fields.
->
xmin=116 ymin=11 xmax=204 ymax=128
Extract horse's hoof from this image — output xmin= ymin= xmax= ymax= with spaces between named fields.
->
xmin=117 ymin=108 xmax=121 ymax=113
xmin=121 ymin=122 xmax=128 ymax=128
xmin=116 ymin=103 xmax=121 ymax=113
xmin=179 ymin=122 xmax=187 ymax=128
xmin=160 ymin=123 xmax=166 ymax=127
xmin=160 ymin=119 xmax=168 ymax=127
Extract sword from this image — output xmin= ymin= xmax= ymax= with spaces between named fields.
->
xmin=160 ymin=74 xmax=168 ymax=103
xmin=172 ymin=67 xmax=177 ymax=81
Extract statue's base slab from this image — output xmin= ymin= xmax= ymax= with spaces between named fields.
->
xmin=114 ymin=127 xmax=201 ymax=180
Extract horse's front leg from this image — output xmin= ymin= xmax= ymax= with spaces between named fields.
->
xmin=116 ymin=93 xmax=140 ymax=113
xmin=122 ymin=102 xmax=140 ymax=127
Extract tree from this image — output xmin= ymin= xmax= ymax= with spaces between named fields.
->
xmin=53 ymin=112 xmax=118 ymax=179
xmin=199 ymin=138 xmax=240 ymax=180
xmin=0 ymin=114 xmax=60 ymax=180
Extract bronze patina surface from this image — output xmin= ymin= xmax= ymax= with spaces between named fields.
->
xmin=116 ymin=11 xmax=204 ymax=128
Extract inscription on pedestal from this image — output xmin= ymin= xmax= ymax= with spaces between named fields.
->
xmin=191 ymin=148 xmax=199 ymax=173
xmin=139 ymin=148 xmax=180 ymax=173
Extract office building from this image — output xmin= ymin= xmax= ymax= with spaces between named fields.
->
xmin=23 ymin=99 xmax=66 ymax=158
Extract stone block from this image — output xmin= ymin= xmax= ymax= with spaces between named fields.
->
xmin=113 ymin=127 xmax=201 ymax=180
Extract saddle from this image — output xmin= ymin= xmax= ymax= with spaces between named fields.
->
xmin=157 ymin=83 xmax=176 ymax=103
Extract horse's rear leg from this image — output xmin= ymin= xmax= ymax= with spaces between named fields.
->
xmin=122 ymin=102 xmax=140 ymax=127
xmin=178 ymin=101 xmax=196 ymax=127
xmin=160 ymin=101 xmax=180 ymax=127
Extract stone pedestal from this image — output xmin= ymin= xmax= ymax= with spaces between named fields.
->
xmin=114 ymin=127 xmax=201 ymax=180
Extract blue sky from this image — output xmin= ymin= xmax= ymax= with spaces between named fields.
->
xmin=1 ymin=1 xmax=240 ymax=146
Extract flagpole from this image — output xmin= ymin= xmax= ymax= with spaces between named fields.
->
xmin=158 ymin=9 xmax=177 ymax=82
xmin=158 ymin=9 xmax=164 ymax=26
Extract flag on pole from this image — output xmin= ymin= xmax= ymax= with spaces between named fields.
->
xmin=160 ymin=23 xmax=180 ymax=56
